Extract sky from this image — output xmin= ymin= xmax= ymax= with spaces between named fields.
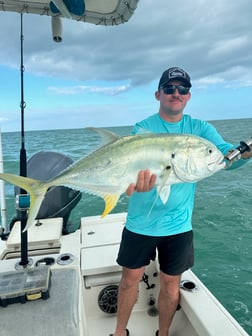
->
xmin=0 ymin=0 xmax=252 ymax=132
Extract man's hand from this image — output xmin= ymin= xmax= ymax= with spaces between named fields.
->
xmin=126 ymin=170 xmax=157 ymax=196
xmin=225 ymin=141 xmax=252 ymax=163
xmin=241 ymin=143 xmax=252 ymax=159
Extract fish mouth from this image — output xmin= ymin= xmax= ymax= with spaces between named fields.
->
xmin=208 ymin=158 xmax=226 ymax=171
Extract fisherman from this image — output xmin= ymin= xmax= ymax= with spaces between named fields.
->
xmin=111 ymin=67 xmax=252 ymax=336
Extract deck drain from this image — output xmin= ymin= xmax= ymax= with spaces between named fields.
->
xmin=56 ymin=253 xmax=74 ymax=265
xmin=180 ymin=280 xmax=198 ymax=292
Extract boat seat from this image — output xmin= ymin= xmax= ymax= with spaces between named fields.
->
xmin=1 ymin=267 xmax=81 ymax=336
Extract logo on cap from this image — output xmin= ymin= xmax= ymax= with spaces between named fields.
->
xmin=158 ymin=67 xmax=191 ymax=89
xmin=168 ymin=68 xmax=187 ymax=80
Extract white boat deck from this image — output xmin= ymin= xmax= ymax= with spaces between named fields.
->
xmin=0 ymin=213 xmax=249 ymax=336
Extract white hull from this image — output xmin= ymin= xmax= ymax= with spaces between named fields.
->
xmin=0 ymin=212 xmax=249 ymax=336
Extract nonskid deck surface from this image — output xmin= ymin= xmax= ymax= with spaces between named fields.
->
xmin=0 ymin=268 xmax=80 ymax=336
xmin=87 ymin=309 xmax=198 ymax=336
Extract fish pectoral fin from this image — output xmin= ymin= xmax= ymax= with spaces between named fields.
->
xmin=147 ymin=184 xmax=171 ymax=218
xmin=156 ymin=167 xmax=172 ymax=204
xmin=101 ymin=193 xmax=120 ymax=218
xmin=156 ymin=185 xmax=171 ymax=204
xmin=147 ymin=169 xmax=172 ymax=217
xmin=147 ymin=193 xmax=159 ymax=218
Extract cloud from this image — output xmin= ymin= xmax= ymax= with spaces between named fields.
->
xmin=1 ymin=0 xmax=252 ymax=88
xmin=1 ymin=0 xmax=252 ymax=132
xmin=196 ymin=77 xmax=225 ymax=88
xmin=208 ymin=37 xmax=248 ymax=59
xmin=196 ymin=65 xmax=252 ymax=89
xmin=48 ymin=84 xmax=131 ymax=96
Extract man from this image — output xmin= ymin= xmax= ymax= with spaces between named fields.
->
xmin=111 ymin=67 xmax=252 ymax=336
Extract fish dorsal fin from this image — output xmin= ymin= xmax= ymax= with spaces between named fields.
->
xmin=101 ymin=193 xmax=120 ymax=218
xmin=86 ymin=127 xmax=120 ymax=145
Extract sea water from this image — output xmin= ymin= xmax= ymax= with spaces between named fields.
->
xmin=1 ymin=118 xmax=252 ymax=334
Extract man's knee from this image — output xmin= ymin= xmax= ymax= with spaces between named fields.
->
xmin=120 ymin=267 xmax=145 ymax=288
xmin=159 ymin=272 xmax=181 ymax=295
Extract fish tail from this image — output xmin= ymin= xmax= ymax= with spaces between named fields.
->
xmin=0 ymin=173 xmax=50 ymax=231
xmin=101 ymin=194 xmax=120 ymax=218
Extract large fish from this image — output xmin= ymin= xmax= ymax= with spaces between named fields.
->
xmin=0 ymin=129 xmax=226 ymax=231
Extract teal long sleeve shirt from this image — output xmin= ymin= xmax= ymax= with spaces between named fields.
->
xmin=125 ymin=114 xmax=248 ymax=236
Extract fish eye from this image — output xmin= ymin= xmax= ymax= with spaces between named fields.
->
xmin=208 ymin=149 xmax=213 ymax=154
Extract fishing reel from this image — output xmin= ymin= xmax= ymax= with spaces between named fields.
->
xmin=225 ymin=138 xmax=252 ymax=165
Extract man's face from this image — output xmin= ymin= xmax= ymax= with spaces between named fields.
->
xmin=155 ymin=80 xmax=191 ymax=118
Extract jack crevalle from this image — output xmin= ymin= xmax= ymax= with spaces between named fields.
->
xmin=0 ymin=129 xmax=226 ymax=231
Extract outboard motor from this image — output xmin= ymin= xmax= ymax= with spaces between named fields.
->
xmin=12 ymin=151 xmax=81 ymax=234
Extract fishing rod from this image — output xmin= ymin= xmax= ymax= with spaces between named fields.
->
xmin=17 ymin=12 xmax=30 ymax=268
xmin=225 ymin=138 xmax=252 ymax=164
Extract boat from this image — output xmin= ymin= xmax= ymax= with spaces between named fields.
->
xmin=0 ymin=140 xmax=250 ymax=336
xmin=0 ymin=210 xmax=250 ymax=336
xmin=0 ymin=1 xmax=250 ymax=335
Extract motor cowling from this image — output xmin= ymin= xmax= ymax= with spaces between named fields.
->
xmin=13 ymin=151 xmax=81 ymax=234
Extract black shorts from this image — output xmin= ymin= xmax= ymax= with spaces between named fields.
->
xmin=117 ymin=228 xmax=194 ymax=276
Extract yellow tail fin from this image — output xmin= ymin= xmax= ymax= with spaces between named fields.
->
xmin=0 ymin=173 xmax=49 ymax=231
xmin=101 ymin=193 xmax=120 ymax=218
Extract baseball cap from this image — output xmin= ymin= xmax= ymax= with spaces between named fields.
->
xmin=158 ymin=67 xmax=192 ymax=89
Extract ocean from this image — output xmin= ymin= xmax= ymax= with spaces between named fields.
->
xmin=1 ymin=118 xmax=252 ymax=335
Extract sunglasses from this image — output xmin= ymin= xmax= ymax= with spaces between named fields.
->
xmin=161 ymin=85 xmax=190 ymax=95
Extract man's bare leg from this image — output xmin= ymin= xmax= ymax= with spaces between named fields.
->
xmin=157 ymin=272 xmax=181 ymax=336
xmin=112 ymin=266 xmax=145 ymax=336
